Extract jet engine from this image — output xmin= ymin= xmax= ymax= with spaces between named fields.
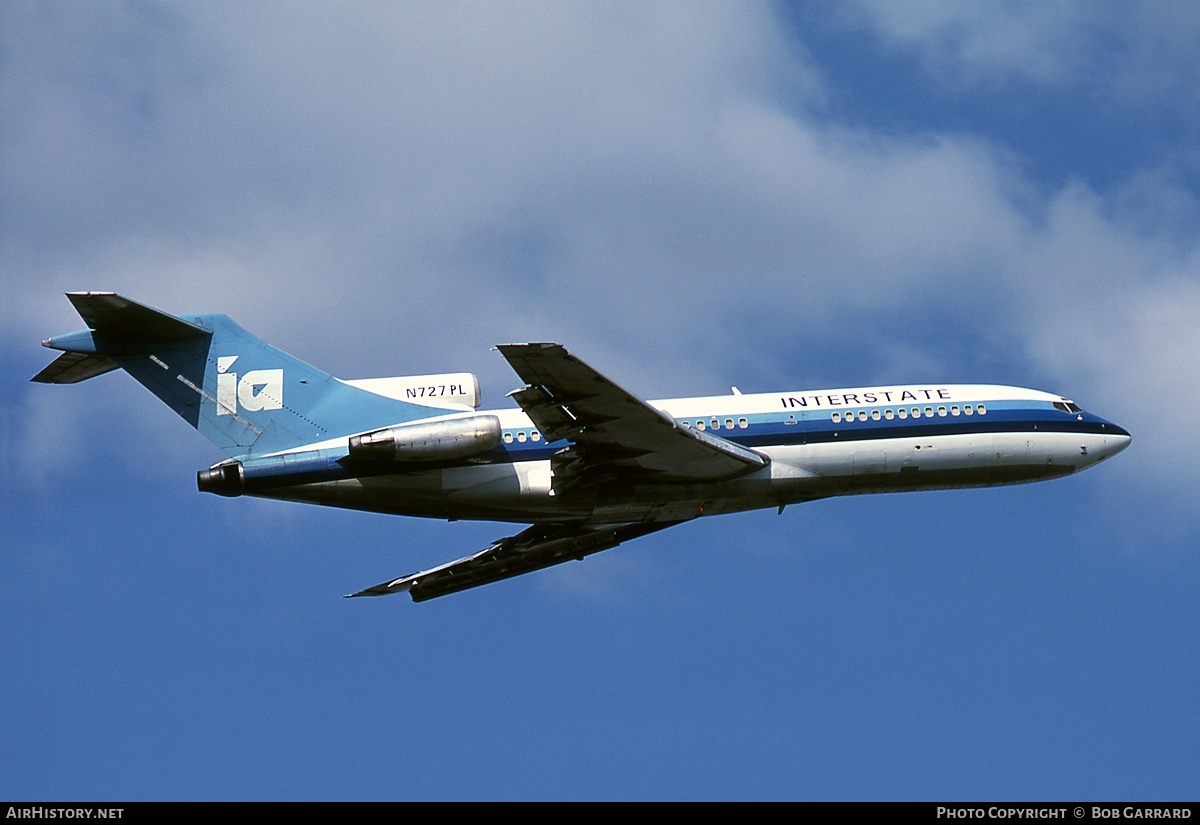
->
xmin=197 ymin=450 xmax=342 ymax=497
xmin=347 ymin=414 xmax=502 ymax=463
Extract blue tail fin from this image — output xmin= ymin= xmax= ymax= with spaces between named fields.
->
xmin=34 ymin=293 xmax=446 ymax=458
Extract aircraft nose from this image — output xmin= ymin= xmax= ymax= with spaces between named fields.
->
xmin=1102 ymin=421 xmax=1131 ymax=460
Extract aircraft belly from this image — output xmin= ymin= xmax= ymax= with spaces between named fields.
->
xmin=579 ymin=461 xmax=824 ymax=525
xmin=443 ymin=461 xmax=587 ymax=521
xmin=251 ymin=471 xmax=451 ymax=518
xmin=768 ymin=431 xmax=1092 ymax=497
xmin=245 ymin=432 xmax=1105 ymax=524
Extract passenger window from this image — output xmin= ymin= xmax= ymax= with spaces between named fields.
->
xmin=503 ymin=432 xmax=513 ymax=444
xmin=911 ymin=408 xmax=921 ymax=419
xmin=884 ymin=409 xmax=894 ymax=420
xmin=977 ymin=404 xmax=987 ymax=415
xmin=964 ymin=405 xmax=973 ymax=415
xmin=950 ymin=406 xmax=960 ymax=416
xmin=858 ymin=411 xmax=868 ymax=422
xmin=711 ymin=419 xmax=719 ymax=430
xmin=937 ymin=406 xmax=947 ymax=417
xmin=897 ymin=408 xmax=907 ymax=419
xmin=724 ymin=419 xmax=734 ymax=430
xmin=832 ymin=412 xmax=842 ymax=423
xmin=738 ymin=418 xmax=748 ymax=429
xmin=517 ymin=432 xmax=527 ymax=443
xmin=925 ymin=407 xmax=934 ymax=417
xmin=696 ymin=420 xmax=706 ymax=430
xmin=871 ymin=410 xmax=881 ymax=420
xmin=531 ymin=431 xmax=541 ymax=442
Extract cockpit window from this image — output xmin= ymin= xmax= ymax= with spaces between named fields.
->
xmin=1054 ymin=400 xmax=1083 ymax=414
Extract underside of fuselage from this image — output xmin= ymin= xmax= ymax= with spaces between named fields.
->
xmin=248 ymin=430 xmax=1106 ymax=527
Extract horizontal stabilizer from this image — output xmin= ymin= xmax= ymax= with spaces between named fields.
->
xmin=31 ymin=351 xmax=119 ymax=384
xmin=65 ymin=292 xmax=210 ymax=339
xmin=34 ymin=292 xmax=458 ymax=458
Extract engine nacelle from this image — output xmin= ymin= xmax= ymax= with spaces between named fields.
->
xmin=347 ymin=414 xmax=502 ymax=463
xmin=197 ymin=450 xmax=344 ymax=496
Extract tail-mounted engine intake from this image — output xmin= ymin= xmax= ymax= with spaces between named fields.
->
xmin=197 ymin=451 xmax=343 ymax=497
xmin=347 ymin=414 xmax=502 ymax=463
xmin=198 ymin=415 xmax=504 ymax=497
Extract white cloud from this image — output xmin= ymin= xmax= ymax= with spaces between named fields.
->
xmin=1010 ymin=186 xmax=1200 ymax=488
xmin=5 ymin=2 xmax=1198 ymax=513
xmin=834 ymin=0 xmax=1101 ymax=88
xmin=835 ymin=0 xmax=1200 ymax=108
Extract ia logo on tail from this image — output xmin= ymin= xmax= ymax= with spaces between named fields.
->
xmin=216 ymin=356 xmax=283 ymax=416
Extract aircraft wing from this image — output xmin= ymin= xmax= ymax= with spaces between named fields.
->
xmin=346 ymin=521 xmax=681 ymax=602
xmin=497 ymin=342 xmax=767 ymax=490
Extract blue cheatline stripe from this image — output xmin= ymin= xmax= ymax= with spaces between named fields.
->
xmin=739 ymin=417 xmax=1120 ymax=449
xmin=227 ymin=405 xmax=1125 ymax=490
xmin=486 ymin=406 xmax=1125 ymax=463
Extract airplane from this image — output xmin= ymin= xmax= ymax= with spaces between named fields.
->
xmin=33 ymin=292 xmax=1131 ymax=602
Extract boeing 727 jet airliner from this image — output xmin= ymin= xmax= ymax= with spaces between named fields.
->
xmin=33 ymin=293 xmax=1130 ymax=601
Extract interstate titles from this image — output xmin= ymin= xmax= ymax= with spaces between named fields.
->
xmin=781 ymin=388 xmax=954 ymax=410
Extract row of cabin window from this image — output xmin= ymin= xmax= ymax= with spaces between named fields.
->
xmin=679 ymin=418 xmax=750 ymax=432
xmin=831 ymin=404 xmax=987 ymax=423
xmin=502 ymin=430 xmax=542 ymax=444
xmin=503 ymin=415 xmax=753 ymax=443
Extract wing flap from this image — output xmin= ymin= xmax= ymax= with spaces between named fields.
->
xmin=507 ymin=385 xmax=578 ymax=441
xmin=347 ymin=521 xmax=679 ymax=602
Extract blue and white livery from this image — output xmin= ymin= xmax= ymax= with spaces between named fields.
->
xmin=34 ymin=293 xmax=1131 ymax=602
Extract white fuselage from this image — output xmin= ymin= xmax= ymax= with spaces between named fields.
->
xmin=251 ymin=382 xmax=1131 ymax=528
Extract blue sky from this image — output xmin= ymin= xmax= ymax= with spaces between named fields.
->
xmin=2 ymin=1 xmax=1197 ymax=801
